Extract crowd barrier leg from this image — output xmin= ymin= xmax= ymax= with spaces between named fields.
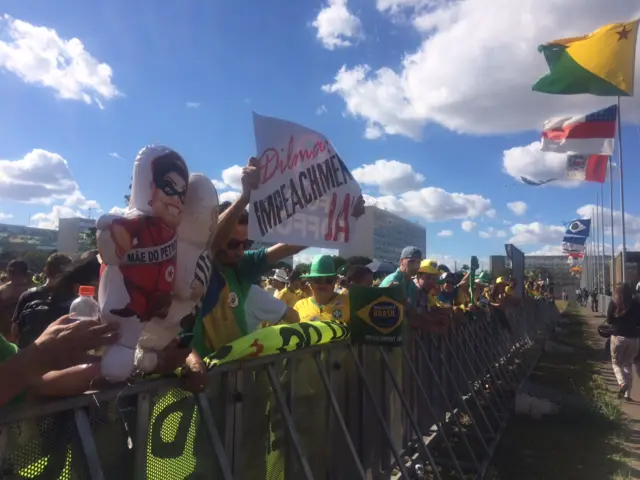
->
xmin=422 ymin=337 xmax=491 ymax=455
xmin=377 ymin=347 xmax=442 ymax=480
xmin=410 ymin=333 xmax=483 ymax=471
xmin=74 ymin=408 xmax=105 ymax=480
xmin=266 ymin=364 xmax=314 ymax=480
xmin=312 ymin=352 xmax=366 ymax=479
xmin=400 ymin=345 xmax=467 ymax=478
xmin=440 ymin=335 xmax=500 ymax=437
xmin=453 ymin=326 xmax=510 ymax=411
xmin=195 ymin=393 xmax=233 ymax=480
xmin=348 ymin=345 xmax=410 ymax=478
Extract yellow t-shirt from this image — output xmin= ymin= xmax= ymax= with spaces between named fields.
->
xmin=275 ymin=287 xmax=306 ymax=308
xmin=294 ymin=294 xmax=350 ymax=324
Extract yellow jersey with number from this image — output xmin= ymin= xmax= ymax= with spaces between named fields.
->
xmin=294 ymin=295 xmax=350 ymax=324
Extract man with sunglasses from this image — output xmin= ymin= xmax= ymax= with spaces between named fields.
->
xmin=193 ymin=157 xmax=306 ymax=357
xmin=381 ymin=247 xmax=449 ymax=334
xmin=190 ymin=158 xmax=306 ymax=480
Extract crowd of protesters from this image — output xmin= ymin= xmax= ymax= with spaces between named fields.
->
xmin=0 ymin=158 xmax=543 ymax=410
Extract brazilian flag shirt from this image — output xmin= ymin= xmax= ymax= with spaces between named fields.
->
xmin=294 ymin=294 xmax=350 ymax=324
xmin=192 ymin=248 xmax=268 ymax=357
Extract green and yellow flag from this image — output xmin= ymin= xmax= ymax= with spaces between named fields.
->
xmin=532 ymin=19 xmax=639 ymax=96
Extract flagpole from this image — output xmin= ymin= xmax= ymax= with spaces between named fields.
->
xmin=600 ymin=183 xmax=606 ymax=292
xmin=609 ymin=157 xmax=616 ymax=288
xmin=617 ymin=96 xmax=627 ymax=282
xmin=595 ymin=193 xmax=600 ymax=291
xmin=591 ymin=206 xmax=596 ymax=289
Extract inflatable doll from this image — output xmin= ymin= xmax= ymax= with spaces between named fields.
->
xmin=135 ymin=173 xmax=219 ymax=372
xmin=97 ymin=145 xmax=189 ymax=382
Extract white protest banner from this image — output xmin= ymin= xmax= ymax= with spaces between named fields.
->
xmin=250 ymin=113 xmax=363 ymax=248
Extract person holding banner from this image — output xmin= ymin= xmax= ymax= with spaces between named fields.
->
xmin=193 ymin=157 xmax=305 ymax=356
xmin=190 ymin=157 xmax=306 ymax=480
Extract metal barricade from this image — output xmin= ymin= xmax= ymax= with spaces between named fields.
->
xmin=0 ymin=300 xmax=558 ymax=480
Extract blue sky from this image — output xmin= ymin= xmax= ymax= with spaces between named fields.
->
xmin=1 ymin=0 xmax=640 ymax=267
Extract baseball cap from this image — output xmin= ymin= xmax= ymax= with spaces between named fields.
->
xmin=400 ymin=246 xmax=423 ymax=261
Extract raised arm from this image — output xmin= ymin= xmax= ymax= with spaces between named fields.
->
xmin=212 ymin=157 xmax=260 ymax=251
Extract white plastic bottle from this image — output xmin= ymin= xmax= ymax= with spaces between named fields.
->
xmin=70 ymin=285 xmax=100 ymax=322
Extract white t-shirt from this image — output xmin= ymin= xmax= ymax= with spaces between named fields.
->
xmin=244 ymin=285 xmax=287 ymax=332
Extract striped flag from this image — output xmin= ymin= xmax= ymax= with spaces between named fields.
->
xmin=565 ymin=154 xmax=608 ymax=183
xmin=541 ymin=104 xmax=617 ymax=155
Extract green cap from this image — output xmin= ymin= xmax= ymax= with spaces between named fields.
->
xmin=302 ymin=255 xmax=337 ymax=278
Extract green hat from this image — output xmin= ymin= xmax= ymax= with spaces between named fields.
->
xmin=302 ymin=255 xmax=337 ymax=278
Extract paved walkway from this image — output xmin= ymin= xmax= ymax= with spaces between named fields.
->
xmin=580 ymin=306 xmax=640 ymax=476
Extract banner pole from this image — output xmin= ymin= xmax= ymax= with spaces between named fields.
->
xmin=609 ymin=157 xmax=616 ymax=288
xmin=617 ymin=96 xmax=627 ymax=282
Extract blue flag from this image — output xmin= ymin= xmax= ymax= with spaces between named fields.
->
xmin=562 ymin=234 xmax=587 ymax=245
xmin=564 ymin=219 xmax=591 ymax=238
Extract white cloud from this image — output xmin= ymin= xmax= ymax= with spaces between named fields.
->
xmin=108 ymin=206 xmax=127 ymax=216
xmin=485 ymin=209 xmax=497 ymax=219
xmin=220 ymin=165 xmax=243 ymax=191
xmin=316 ymin=105 xmax=328 ymax=115
xmin=502 ymin=141 xmax=580 ymax=187
xmin=365 ymin=187 xmax=492 ymax=222
xmin=108 ymin=152 xmax=124 ymax=160
xmin=211 ymin=165 xmax=243 ymax=192
xmin=509 ymin=222 xmax=564 ymax=245
xmin=0 ymin=14 xmax=121 ymax=106
xmin=31 ymin=205 xmax=83 ymax=229
xmin=461 ymin=220 xmax=476 ymax=232
xmin=352 ymin=160 xmax=425 ymax=195
xmin=212 ymin=179 xmax=226 ymax=190
xmin=479 ymin=227 xmax=507 ymax=239
xmin=0 ymin=213 xmax=13 ymax=221
xmin=312 ymin=0 xmax=362 ymax=50
xmin=437 ymin=229 xmax=453 ymax=237
xmin=322 ymin=1 xmax=640 ymax=138
xmin=507 ymin=201 xmax=528 ymax=216
xmin=63 ymin=191 xmax=100 ymax=211
xmin=527 ymin=245 xmax=565 ymax=256
xmin=186 ymin=102 xmax=201 ymax=108
xmin=294 ymin=248 xmax=338 ymax=265
xmin=0 ymin=149 xmax=87 ymax=204
xmin=219 ymin=190 xmax=242 ymax=204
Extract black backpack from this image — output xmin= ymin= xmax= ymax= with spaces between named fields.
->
xmin=16 ymin=296 xmax=72 ymax=348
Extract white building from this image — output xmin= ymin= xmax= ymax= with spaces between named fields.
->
xmin=339 ymin=206 xmax=427 ymax=263
xmin=57 ymin=217 xmax=97 ymax=256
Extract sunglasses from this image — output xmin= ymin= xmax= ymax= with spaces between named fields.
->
xmin=160 ymin=179 xmax=186 ymax=204
xmin=226 ymin=239 xmax=254 ymax=250
xmin=310 ymin=277 xmax=336 ymax=285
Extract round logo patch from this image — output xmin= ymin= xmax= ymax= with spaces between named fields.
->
xmin=228 ymin=292 xmax=239 ymax=308
xmin=332 ymin=309 xmax=342 ymax=319
xmin=165 ymin=265 xmax=175 ymax=282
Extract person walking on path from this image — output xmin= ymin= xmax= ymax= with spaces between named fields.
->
xmin=606 ymin=283 xmax=640 ymax=400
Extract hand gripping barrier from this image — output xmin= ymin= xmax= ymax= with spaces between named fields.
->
xmin=0 ymin=299 xmax=559 ymax=480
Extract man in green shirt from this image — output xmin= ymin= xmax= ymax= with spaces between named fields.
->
xmin=381 ymin=246 xmax=449 ymax=334
xmin=380 ymin=246 xmax=422 ymax=308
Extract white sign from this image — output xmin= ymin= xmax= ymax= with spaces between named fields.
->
xmin=250 ymin=113 xmax=363 ymax=248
